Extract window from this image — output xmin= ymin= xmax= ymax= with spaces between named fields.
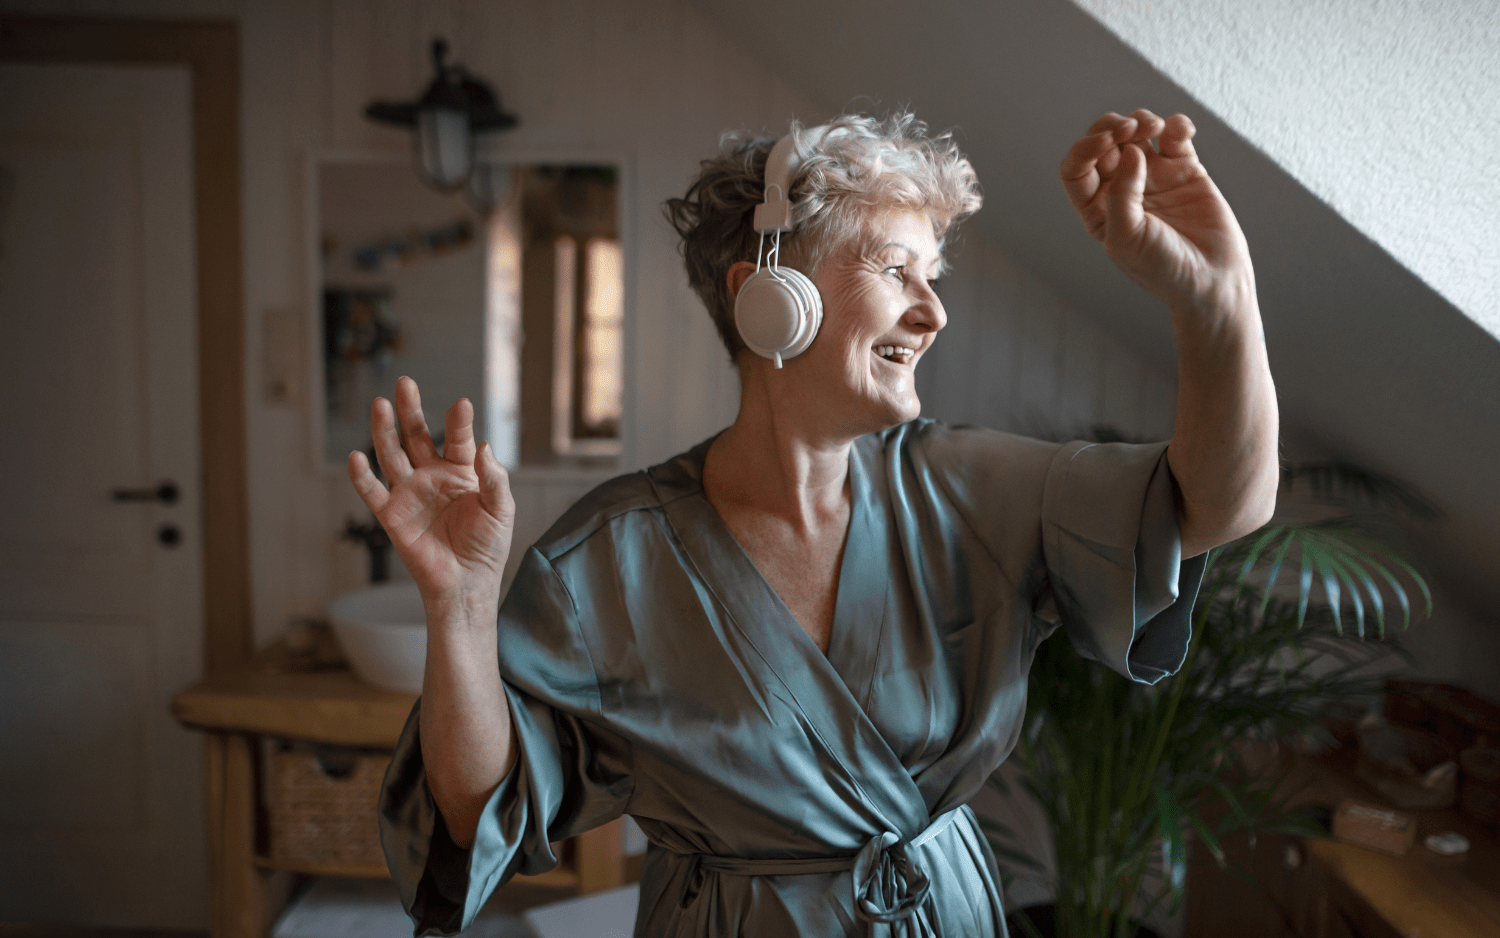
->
xmin=551 ymin=235 xmax=623 ymax=455
xmin=514 ymin=165 xmax=623 ymax=464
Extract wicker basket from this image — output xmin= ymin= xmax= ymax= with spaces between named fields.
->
xmin=268 ymin=747 xmax=391 ymax=867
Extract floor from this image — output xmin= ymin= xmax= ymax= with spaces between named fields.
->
xmin=272 ymin=877 xmax=578 ymax=938
xmin=0 ymin=929 xmax=207 ymax=938
xmin=0 ymin=877 xmax=581 ymax=938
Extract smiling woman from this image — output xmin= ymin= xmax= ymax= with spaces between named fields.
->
xmin=363 ymin=108 xmax=1277 ymax=936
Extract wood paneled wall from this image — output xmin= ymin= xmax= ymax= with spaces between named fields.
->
xmin=919 ymin=227 xmax=1177 ymax=443
xmin=0 ymin=0 xmax=1178 ymax=645
xmin=227 ymin=0 xmax=825 ymax=643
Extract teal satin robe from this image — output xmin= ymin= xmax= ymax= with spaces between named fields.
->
xmin=379 ymin=421 xmax=1206 ymax=936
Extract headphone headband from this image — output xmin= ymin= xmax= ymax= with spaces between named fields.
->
xmin=736 ymin=122 xmax=837 ymax=368
xmin=752 ymin=124 xmax=840 ymax=235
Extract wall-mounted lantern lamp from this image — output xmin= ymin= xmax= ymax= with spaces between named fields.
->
xmin=365 ymin=38 xmax=518 ymax=194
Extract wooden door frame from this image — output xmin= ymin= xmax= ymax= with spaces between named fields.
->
xmin=1 ymin=16 xmax=250 ymax=676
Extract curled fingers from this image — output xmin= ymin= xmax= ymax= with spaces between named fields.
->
xmin=1062 ymin=110 xmax=1169 ymax=237
xmin=1060 ymin=131 xmax=1115 ymax=237
xmin=1157 ymin=113 xmax=1197 ymax=159
xmin=1103 ymin=142 xmax=1149 ymax=250
xmin=1060 ymin=127 xmax=1121 ymax=197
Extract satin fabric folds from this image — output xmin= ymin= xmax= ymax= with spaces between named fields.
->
xmin=378 ymin=421 xmax=1207 ymax=937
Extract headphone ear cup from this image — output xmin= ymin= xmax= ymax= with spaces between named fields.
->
xmin=734 ymin=267 xmax=823 ymax=364
xmin=776 ymin=268 xmax=821 ymax=360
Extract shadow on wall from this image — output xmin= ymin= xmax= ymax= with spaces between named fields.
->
xmin=692 ymin=0 xmax=1500 ymax=695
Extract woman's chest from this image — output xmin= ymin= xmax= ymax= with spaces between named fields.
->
xmin=717 ymin=515 xmax=847 ymax=654
xmin=578 ymin=539 xmax=1025 ymax=774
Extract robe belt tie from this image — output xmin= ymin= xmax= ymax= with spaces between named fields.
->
xmin=675 ymin=807 xmax=962 ymax=932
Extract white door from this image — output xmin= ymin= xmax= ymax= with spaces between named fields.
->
xmin=0 ymin=64 xmax=207 ymax=929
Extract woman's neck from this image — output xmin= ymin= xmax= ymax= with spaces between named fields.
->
xmin=702 ymin=371 xmax=855 ymax=530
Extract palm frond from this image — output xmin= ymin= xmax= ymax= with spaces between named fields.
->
xmin=982 ymin=462 xmax=1434 ymax=937
xmin=1215 ymin=521 xmax=1429 ymax=635
xmin=1282 ymin=461 xmax=1438 ymax=519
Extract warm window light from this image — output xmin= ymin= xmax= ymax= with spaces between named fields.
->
xmin=551 ymin=236 xmax=578 ymax=456
xmin=582 ymin=239 xmax=624 ymax=430
xmin=550 ymin=235 xmax=624 ymax=456
xmin=484 ymin=180 xmax=523 ymax=467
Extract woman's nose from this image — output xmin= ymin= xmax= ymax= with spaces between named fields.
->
xmin=908 ymin=284 xmax=947 ymax=334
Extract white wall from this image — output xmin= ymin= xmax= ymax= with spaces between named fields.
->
xmin=318 ymin=159 xmax=488 ymax=464
xmin=0 ymin=0 xmax=1178 ymax=649
xmin=219 ymin=0 xmax=1172 ymax=643
xmin=922 ymin=227 xmax=1177 ymax=442
xmin=692 ymin=0 xmax=1500 ymax=705
xmin=1065 ymin=0 xmax=1500 ymax=703
xmin=235 ymin=0 xmax=818 ymax=644
xmin=1069 ymin=0 xmax=1500 ymax=338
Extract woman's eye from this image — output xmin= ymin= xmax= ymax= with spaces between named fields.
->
xmin=926 ymin=278 xmax=940 ymax=290
xmin=885 ymin=266 xmax=906 ymax=282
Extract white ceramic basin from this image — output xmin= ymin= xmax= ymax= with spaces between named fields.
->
xmin=328 ymin=582 xmax=426 ymax=694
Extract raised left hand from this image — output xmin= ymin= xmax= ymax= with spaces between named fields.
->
xmin=1060 ymin=110 xmax=1253 ymax=313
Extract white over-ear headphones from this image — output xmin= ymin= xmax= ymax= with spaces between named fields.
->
xmin=734 ymin=125 xmax=839 ymax=368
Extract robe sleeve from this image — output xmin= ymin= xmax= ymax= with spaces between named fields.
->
xmin=910 ymin=422 xmax=1204 ymax=686
xmin=1038 ymin=439 xmax=1207 ymax=684
xmin=378 ymin=547 xmax=633 ymax=936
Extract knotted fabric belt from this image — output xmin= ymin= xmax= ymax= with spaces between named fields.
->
xmin=675 ymin=807 xmax=962 ymax=931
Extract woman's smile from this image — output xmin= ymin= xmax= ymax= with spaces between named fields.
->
xmin=873 ymin=344 xmax=917 ymax=364
xmin=810 ymin=206 xmax=947 ymax=430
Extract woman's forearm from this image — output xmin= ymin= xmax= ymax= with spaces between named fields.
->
xmin=419 ymin=591 xmax=516 ymax=850
xmin=1166 ymin=276 xmax=1280 ymax=558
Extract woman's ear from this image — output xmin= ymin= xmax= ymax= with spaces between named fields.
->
xmin=726 ymin=261 xmax=759 ymax=301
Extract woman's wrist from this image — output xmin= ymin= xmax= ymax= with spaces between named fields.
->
xmin=423 ymin=586 xmax=502 ymax=636
xmin=1170 ymin=267 xmax=1257 ymax=324
xmin=1169 ymin=274 xmax=1264 ymax=363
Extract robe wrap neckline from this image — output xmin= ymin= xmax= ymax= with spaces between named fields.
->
xmin=673 ymin=808 xmax=962 ymax=934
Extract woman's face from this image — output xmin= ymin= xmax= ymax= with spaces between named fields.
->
xmin=802 ymin=207 xmax=947 ymax=433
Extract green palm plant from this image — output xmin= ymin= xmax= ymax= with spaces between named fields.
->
xmin=985 ymin=455 xmax=1433 ymax=938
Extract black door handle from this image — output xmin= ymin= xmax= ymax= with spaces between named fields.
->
xmin=112 ymin=481 xmax=179 ymax=505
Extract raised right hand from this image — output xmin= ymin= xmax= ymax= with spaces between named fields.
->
xmin=348 ymin=376 xmax=514 ymax=608
xmin=1059 ymin=109 xmax=1253 ymax=315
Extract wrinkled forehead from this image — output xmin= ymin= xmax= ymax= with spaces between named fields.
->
xmin=849 ymin=205 xmax=947 ymax=265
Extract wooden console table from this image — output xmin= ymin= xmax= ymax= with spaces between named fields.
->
xmin=1186 ymin=749 xmax=1500 ymax=937
xmin=172 ymin=664 xmax=624 ymax=938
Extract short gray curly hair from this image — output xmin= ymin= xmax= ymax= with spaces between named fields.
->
xmin=664 ymin=111 xmax=983 ymax=361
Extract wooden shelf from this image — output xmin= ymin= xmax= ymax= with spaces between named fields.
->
xmin=174 ymin=659 xmax=624 ymax=938
xmin=1307 ymin=813 xmax=1500 ymax=937
xmin=1186 ymin=749 xmax=1500 ymax=937
xmin=173 ymin=665 xmax=417 ymax=747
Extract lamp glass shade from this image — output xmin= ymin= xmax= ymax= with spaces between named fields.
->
xmin=416 ymin=107 xmax=473 ymax=191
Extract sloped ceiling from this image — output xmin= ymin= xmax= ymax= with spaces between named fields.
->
xmin=693 ymin=0 xmax=1500 ymax=656
xmin=1072 ymin=0 xmax=1500 ymax=339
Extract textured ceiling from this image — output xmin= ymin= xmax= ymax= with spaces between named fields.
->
xmin=1073 ymin=0 xmax=1500 ymax=338
xmin=694 ymin=0 xmax=1500 ymax=665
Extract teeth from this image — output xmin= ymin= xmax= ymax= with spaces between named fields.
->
xmin=875 ymin=345 xmax=913 ymax=361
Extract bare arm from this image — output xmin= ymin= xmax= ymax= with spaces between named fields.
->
xmin=349 ymin=376 xmax=517 ymax=848
xmin=418 ymin=592 xmax=515 ymax=850
xmin=1060 ymin=110 xmax=1279 ymax=556
xmin=1165 ymin=281 xmax=1278 ymax=558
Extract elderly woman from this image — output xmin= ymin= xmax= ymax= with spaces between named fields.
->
xmin=359 ymin=109 xmax=1278 ymax=936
